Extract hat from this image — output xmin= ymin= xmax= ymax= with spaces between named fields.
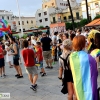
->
xmin=63 ymin=39 xmax=72 ymax=47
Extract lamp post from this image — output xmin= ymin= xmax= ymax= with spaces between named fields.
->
xmin=16 ymin=0 xmax=23 ymax=37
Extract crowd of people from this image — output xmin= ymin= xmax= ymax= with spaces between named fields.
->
xmin=0 ymin=27 xmax=100 ymax=100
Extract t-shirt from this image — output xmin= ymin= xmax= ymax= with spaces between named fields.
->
xmin=52 ymin=35 xmax=57 ymax=45
xmin=0 ymin=45 xmax=4 ymax=59
xmin=21 ymin=48 xmax=35 ymax=67
xmin=41 ymin=37 xmax=52 ymax=51
xmin=36 ymin=47 xmax=43 ymax=62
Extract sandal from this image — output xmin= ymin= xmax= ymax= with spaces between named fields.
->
xmin=50 ymin=66 xmax=53 ymax=69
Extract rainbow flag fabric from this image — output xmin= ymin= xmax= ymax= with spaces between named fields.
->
xmin=70 ymin=51 xmax=98 ymax=100
xmin=90 ymin=49 xmax=100 ymax=58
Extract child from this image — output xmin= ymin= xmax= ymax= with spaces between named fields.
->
xmin=22 ymin=40 xmax=38 ymax=91
xmin=36 ymin=42 xmax=46 ymax=77
xmin=52 ymin=45 xmax=56 ymax=65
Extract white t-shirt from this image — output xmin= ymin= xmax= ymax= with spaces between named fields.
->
xmin=31 ymin=39 xmax=36 ymax=45
xmin=52 ymin=35 xmax=57 ymax=45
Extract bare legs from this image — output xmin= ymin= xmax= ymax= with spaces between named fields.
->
xmin=58 ymin=67 xmax=63 ymax=78
xmin=28 ymin=74 xmax=38 ymax=85
xmin=14 ymin=65 xmax=23 ymax=76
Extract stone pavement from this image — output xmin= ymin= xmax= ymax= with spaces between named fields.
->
xmin=0 ymin=59 xmax=100 ymax=100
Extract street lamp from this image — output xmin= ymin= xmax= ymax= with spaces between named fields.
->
xmin=16 ymin=0 xmax=23 ymax=37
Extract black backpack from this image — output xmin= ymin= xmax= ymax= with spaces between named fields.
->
xmin=59 ymin=54 xmax=70 ymax=70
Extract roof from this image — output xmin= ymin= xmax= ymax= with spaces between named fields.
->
xmin=85 ymin=18 xmax=100 ymax=27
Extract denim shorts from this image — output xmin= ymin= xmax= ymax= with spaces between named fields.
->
xmin=39 ymin=61 xmax=43 ymax=69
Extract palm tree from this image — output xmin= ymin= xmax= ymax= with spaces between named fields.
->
xmin=67 ymin=0 xmax=75 ymax=30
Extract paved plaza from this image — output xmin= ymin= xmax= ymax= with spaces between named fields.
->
xmin=0 ymin=57 xmax=100 ymax=100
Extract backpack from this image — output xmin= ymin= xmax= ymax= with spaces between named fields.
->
xmin=59 ymin=54 xmax=70 ymax=70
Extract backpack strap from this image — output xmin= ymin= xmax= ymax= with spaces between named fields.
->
xmin=59 ymin=54 xmax=70 ymax=70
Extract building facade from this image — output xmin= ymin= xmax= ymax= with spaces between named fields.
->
xmin=0 ymin=10 xmax=13 ymax=29
xmin=81 ymin=0 xmax=100 ymax=20
xmin=50 ymin=4 xmax=82 ymax=23
xmin=14 ymin=17 xmax=36 ymax=32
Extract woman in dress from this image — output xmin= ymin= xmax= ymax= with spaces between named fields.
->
xmin=5 ymin=42 xmax=13 ymax=68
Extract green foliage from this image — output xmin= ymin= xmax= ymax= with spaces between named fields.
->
xmin=13 ymin=34 xmax=19 ymax=39
xmin=38 ymin=26 xmax=44 ymax=29
xmin=93 ymin=15 xmax=100 ymax=20
xmin=79 ymin=19 xmax=88 ymax=27
xmin=23 ymin=34 xmax=28 ymax=39
xmin=65 ymin=19 xmax=89 ymax=30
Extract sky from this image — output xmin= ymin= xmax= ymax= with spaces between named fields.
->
xmin=0 ymin=0 xmax=81 ymax=17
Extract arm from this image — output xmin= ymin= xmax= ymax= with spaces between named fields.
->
xmin=10 ymin=45 xmax=18 ymax=55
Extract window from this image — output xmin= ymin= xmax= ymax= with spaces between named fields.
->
xmin=18 ymin=21 xmax=20 ymax=25
xmin=68 ymin=16 xmax=72 ymax=19
xmin=31 ymin=20 xmax=33 ymax=24
xmin=7 ymin=16 xmax=9 ymax=20
xmin=45 ymin=5 xmax=47 ymax=8
xmin=62 ymin=3 xmax=63 ymax=5
xmin=52 ymin=3 xmax=54 ymax=6
xmin=44 ymin=11 xmax=47 ymax=15
xmin=64 ymin=4 xmax=65 ymax=6
xmin=2 ymin=16 xmax=4 ymax=19
xmin=39 ymin=19 xmax=42 ymax=23
xmin=45 ymin=18 xmax=48 ymax=21
xmin=66 ymin=4 xmax=68 ymax=6
xmin=53 ymin=17 xmax=56 ymax=23
xmin=76 ymin=12 xmax=79 ymax=19
xmin=19 ymin=29 xmax=21 ymax=32
xmin=27 ymin=21 xmax=28 ymax=24
xmin=22 ymin=21 xmax=24 ymax=25
xmin=23 ymin=28 xmax=25 ymax=31
xmin=38 ymin=13 xmax=41 ymax=17
xmin=60 ymin=3 xmax=62 ymax=5
xmin=63 ymin=16 xmax=67 ymax=21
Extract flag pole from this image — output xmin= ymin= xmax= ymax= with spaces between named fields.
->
xmin=16 ymin=0 xmax=23 ymax=37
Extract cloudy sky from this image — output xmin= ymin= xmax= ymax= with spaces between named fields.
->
xmin=0 ymin=0 xmax=81 ymax=17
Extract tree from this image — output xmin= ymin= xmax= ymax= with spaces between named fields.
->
xmin=93 ymin=15 xmax=100 ymax=20
xmin=38 ymin=26 xmax=44 ymax=29
xmin=80 ymin=19 xmax=88 ymax=27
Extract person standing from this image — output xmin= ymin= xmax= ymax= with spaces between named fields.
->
xmin=36 ymin=42 xmax=46 ymax=76
xmin=22 ymin=40 xmax=38 ymax=91
xmin=0 ymin=42 xmax=6 ymax=78
xmin=9 ymin=37 xmax=23 ymax=78
xmin=41 ymin=33 xmax=53 ymax=69
xmin=52 ymin=32 xmax=58 ymax=61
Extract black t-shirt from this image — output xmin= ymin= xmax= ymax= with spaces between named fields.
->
xmin=41 ymin=37 xmax=52 ymax=51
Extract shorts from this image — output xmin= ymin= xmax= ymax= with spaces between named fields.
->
xmin=39 ymin=61 xmax=43 ymax=69
xmin=25 ymin=66 xmax=38 ymax=75
xmin=43 ymin=50 xmax=51 ymax=60
xmin=13 ymin=58 xmax=19 ymax=66
xmin=0 ymin=58 xmax=5 ymax=68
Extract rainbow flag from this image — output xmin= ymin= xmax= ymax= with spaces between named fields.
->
xmin=70 ymin=51 xmax=98 ymax=100
xmin=90 ymin=49 xmax=100 ymax=58
xmin=87 ymin=42 xmax=92 ymax=51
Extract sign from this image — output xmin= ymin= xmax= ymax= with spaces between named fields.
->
xmin=0 ymin=93 xmax=10 ymax=99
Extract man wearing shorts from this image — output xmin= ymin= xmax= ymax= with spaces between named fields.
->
xmin=41 ymin=33 xmax=53 ymax=69
xmin=9 ymin=37 xmax=23 ymax=78
xmin=22 ymin=40 xmax=38 ymax=91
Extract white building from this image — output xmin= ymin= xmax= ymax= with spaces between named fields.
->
xmin=81 ymin=0 xmax=100 ymax=20
xmin=35 ymin=7 xmax=57 ymax=27
xmin=36 ymin=0 xmax=69 ymax=27
xmin=14 ymin=17 xmax=36 ymax=32
xmin=0 ymin=10 xmax=13 ymax=29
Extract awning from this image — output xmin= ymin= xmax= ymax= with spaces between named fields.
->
xmin=85 ymin=18 xmax=100 ymax=27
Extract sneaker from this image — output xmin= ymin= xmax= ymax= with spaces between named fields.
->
xmin=3 ymin=74 xmax=6 ymax=78
xmin=15 ymin=74 xmax=20 ymax=77
xmin=17 ymin=76 xmax=23 ymax=79
xmin=30 ymin=85 xmax=36 ymax=91
xmin=31 ymin=84 xmax=37 ymax=88
xmin=41 ymin=73 xmax=47 ymax=77
xmin=40 ymin=72 xmax=43 ymax=74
